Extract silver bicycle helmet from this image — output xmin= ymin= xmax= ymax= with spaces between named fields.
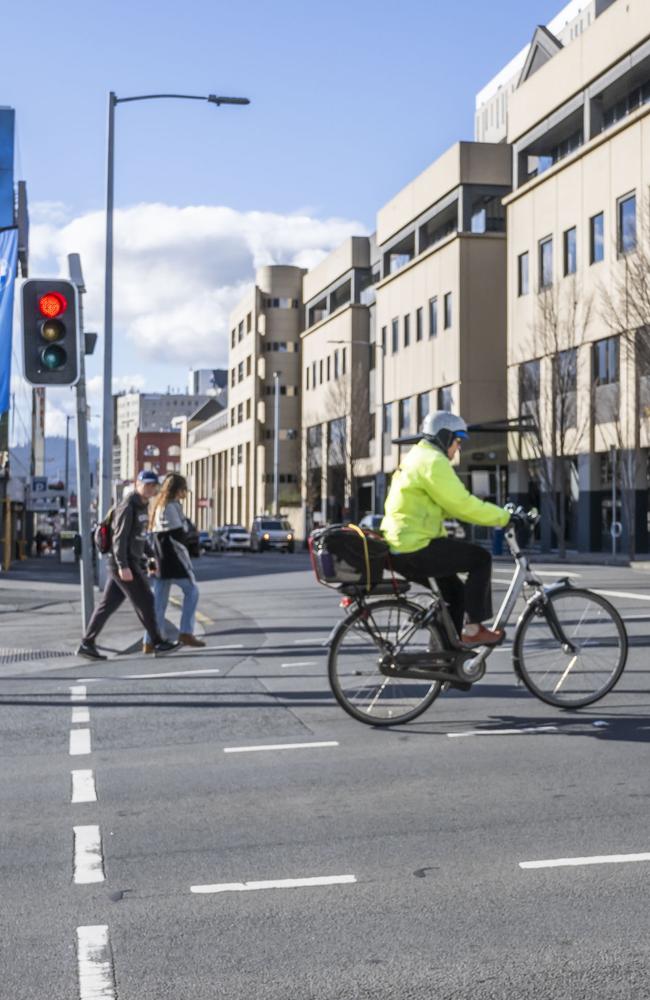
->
xmin=421 ymin=410 xmax=468 ymax=452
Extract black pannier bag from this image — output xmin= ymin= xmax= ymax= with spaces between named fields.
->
xmin=309 ymin=524 xmax=390 ymax=588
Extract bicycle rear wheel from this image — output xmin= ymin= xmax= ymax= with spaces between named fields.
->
xmin=513 ymin=587 xmax=628 ymax=708
xmin=328 ymin=598 xmax=444 ymax=726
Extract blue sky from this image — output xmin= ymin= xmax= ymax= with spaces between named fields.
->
xmin=4 ymin=0 xmax=563 ymax=437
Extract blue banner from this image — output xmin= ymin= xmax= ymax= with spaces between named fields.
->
xmin=0 ymin=227 xmax=18 ymax=415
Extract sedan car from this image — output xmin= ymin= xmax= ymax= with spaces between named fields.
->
xmin=250 ymin=516 xmax=295 ymax=552
xmin=198 ymin=530 xmax=212 ymax=552
xmin=219 ymin=525 xmax=251 ymax=551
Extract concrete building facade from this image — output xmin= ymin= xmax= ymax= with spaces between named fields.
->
xmin=114 ymin=391 xmax=210 ymax=483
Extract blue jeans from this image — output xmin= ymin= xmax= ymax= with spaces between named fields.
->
xmin=144 ymin=576 xmax=200 ymax=644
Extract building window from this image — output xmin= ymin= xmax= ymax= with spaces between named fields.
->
xmin=555 ymin=348 xmax=577 ymax=429
xmin=416 ymin=391 xmax=430 ymax=428
xmin=238 ymin=321 xmax=244 ymax=342
xmin=237 ymin=444 xmax=243 ymax=464
xmin=326 ymin=356 xmax=331 ymax=381
xmin=237 ymin=402 xmax=243 ymax=423
xmin=539 ymin=236 xmax=553 ymax=290
xmin=563 ymin=227 xmax=577 ymax=276
xmin=383 ymin=402 xmax=392 ymax=437
xmin=312 ymin=361 xmax=316 ymax=387
xmin=590 ymin=212 xmax=604 ymax=264
xmin=246 ymin=312 xmax=252 ymax=332
xmin=319 ymin=360 xmax=323 ymax=384
xmin=593 ymin=336 xmax=619 ymax=424
xmin=518 ymin=251 xmax=529 ymax=296
xmin=403 ymin=314 xmax=410 ymax=348
xmin=246 ymin=398 xmax=251 ymax=419
xmin=334 ymin=350 xmax=339 ymax=379
xmin=246 ymin=355 xmax=252 ymax=376
xmin=443 ymin=293 xmax=452 ymax=329
xmin=416 ymin=307 xmax=423 ymax=341
xmin=429 ymin=297 xmax=438 ymax=337
xmin=519 ymin=360 xmax=540 ymax=419
xmin=238 ymin=361 xmax=244 ymax=382
xmin=391 ymin=318 xmax=399 ymax=353
xmin=399 ymin=397 xmax=412 ymax=434
xmin=230 ymin=407 xmax=235 ymax=426
xmin=437 ymin=385 xmax=453 ymax=410
xmin=231 ymin=329 xmax=236 ymax=348
xmin=341 ymin=347 xmax=346 ymax=376
xmin=143 ymin=444 xmax=160 ymax=457
xmin=306 ymin=366 xmax=310 ymax=390
xmin=618 ymin=193 xmax=637 ymax=256
xmin=381 ymin=326 xmax=387 ymax=354
xmin=230 ymin=369 xmax=236 ymax=388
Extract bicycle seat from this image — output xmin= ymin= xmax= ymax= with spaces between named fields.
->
xmin=338 ymin=580 xmax=411 ymax=597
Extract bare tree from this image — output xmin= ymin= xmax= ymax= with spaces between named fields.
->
xmin=519 ymin=277 xmax=592 ymax=558
xmin=323 ymin=356 xmax=369 ymax=520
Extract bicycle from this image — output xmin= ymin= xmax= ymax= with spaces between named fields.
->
xmin=323 ymin=509 xmax=629 ymax=726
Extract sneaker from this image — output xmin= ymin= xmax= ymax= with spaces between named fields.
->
xmin=154 ymin=639 xmax=180 ymax=655
xmin=142 ymin=643 xmax=155 ymax=655
xmin=461 ymin=625 xmax=505 ymax=648
xmin=76 ymin=640 xmax=107 ymax=661
xmin=179 ymin=633 xmax=207 ymax=648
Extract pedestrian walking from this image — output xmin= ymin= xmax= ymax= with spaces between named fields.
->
xmin=76 ymin=471 xmax=178 ymax=661
xmin=143 ymin=473 xmax=206 ymax=653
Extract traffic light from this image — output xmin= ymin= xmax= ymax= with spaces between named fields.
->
xmin=21 ymin=278 xmax=80 ymax=387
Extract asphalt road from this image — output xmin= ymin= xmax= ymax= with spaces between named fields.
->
xmin=1 ymin=550 xmax=649 ymax=999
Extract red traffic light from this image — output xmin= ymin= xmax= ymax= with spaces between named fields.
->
xmin=38 ymin=291 xmax=68 ymax=319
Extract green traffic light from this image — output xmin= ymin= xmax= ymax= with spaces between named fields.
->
xmin=41 ymin=344 xmax=67 ymax=370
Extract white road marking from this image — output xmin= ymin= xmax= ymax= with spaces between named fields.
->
xmin=224 ymin=740 xmax=339 ymax=754
xmin=70 ymin=685 xmax=87 ymax=701
xmin=73 ymin=825 xmax=105 ymax=884
xmin=76 ymin=925 xmax=116 ymax=999
xmin=594 ymin=589 xmax=650 ymax=602
xmin=448 ymin=725 xmax=558 ymax=738
xmin=211 ymin=643 xmax=244 ymax=649
xmin=70 ymin=729 xmax=91 ymax=756
xmin=72 ymin=769 xmax=97 ymax=804
xmin=520 ymin=852 xmax=650 ymax=870
xmin=293 ymin=638 xmax=327 ymax=645
xmin=121 ymin=668 xmax=220 ymax=679
xmin=280 ymin=661 xmax=317 ymax=668
xmin=191 ymin=874 xmax=356 ymax=894
xmin=72 ymin=706 xmax=90 ymax=724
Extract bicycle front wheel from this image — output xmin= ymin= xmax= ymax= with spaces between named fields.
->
xmin=328 ymin=598 xmax=444 ymax=726
xmin=513 ymin=587 xmax=628 ymax=708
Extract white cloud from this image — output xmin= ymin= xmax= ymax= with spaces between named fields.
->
xmin=29 ymin=202 xmax=367 ymax=373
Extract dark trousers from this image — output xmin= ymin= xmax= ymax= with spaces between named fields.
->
xmin=390 ymin=538 xmax=494 ymax=634
xmin=84 ymin=567 xmax=161 ymax=645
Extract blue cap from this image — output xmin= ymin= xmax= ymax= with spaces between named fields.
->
xmin=137 ymin=470 xmax=159 ymax=483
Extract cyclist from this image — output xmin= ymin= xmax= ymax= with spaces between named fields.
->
xmin=381 ymin=410 xmax=511 ymax=646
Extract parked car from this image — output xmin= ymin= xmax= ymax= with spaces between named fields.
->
xmin=198 ymin=530 xmax=212 ymax=552
xmin=219 ymin=525 xmax=251 ymax=551
xmin=358 ymin=514 xmax=383 ymax=533
xmin=250 ymin=516 xmax=295 ymax=552
xmin=212 ymin=524 xmax=238 ymax=551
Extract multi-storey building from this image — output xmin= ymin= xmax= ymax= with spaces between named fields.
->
xmin=113 ymin=391 xmax=211 ymax=482
xmin=187 ymin=368 xmax=228 ymax=397
xmin=502 ymin=0 xmax=650 ymax=552
xmin=182 ymin=266 xmax=304 ymax=532
xmin=301 ymin=236 xmax=376 ymax=526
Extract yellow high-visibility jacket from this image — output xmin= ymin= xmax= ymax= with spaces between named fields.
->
xmin=381 ymin=440 xmax=510 ymax=553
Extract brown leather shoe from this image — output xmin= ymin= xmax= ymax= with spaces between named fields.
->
xmin=461 ymin=625 xmax=505 ymax=647
xmin=179 ymin=633 xmax=207 ymax=648
xmin=142 ymin=643 xmax=155 ymax=654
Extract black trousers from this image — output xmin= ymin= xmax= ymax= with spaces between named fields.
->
xmin=390 ymin=538 xmax=493 ymax=634
xmin=84 ymin=567 xmax=161 ymax=645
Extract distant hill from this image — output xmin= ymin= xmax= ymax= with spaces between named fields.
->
xmin=10 ymin=436 xmax=100 ymax=485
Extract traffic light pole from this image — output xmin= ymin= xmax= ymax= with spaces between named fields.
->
xmin=68 ymin=254 xmax=95 ymax=631
xmin=99 ymin=92 xmax=116 ymax=526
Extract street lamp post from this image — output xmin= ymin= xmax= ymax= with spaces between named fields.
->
xmin=273 ymin=371 xmax=280 ymax=514
xmin=327 ymin=335 xmax=386 ymax=514
xmin=64 ymin=413 xmax=72 ymax=527
xmin=99 ymin=91 xmax=250 ymax=523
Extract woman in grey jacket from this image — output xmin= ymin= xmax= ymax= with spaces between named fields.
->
xmin=143 ymin=474 xmax=206 ymax=653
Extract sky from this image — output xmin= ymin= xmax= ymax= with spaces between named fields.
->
xmin=3 ymin=0 xmax=565 ymax=442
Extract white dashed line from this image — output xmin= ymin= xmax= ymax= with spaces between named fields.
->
xmin=73 ymin=825 xmax=105 ymax=884
xmin=72 ymin=706 xmax=90 ymax=724
xmin=280 ymin=661 xmax=317 ymax=668
xmin=448 ymin=725 xmax=558 ymax=738
xmin=70 ymin=729 xmax=92 ymax=756
xmin=121 ymin=668 xmax=220 ymax=679
xmin=224 ymin=740 xmax=339 ymax=754
xmin=191 ymin=874 xmax=356 ymax=894
xmin=520 ymin=852 xmax=650 ymax=870
xmin=594 ymin=589 xmax=650 ymax=602
xmin=70 ymin=685 xmax=87 ymax=702
xmin=76 ymin=925 xmax=116 ymax=999
xmin=211 ymin=643 xmax=244 ymax=649
xmin=293 ymin=639 xmax=327 ymax=645
xmin=72 ymin=769 xmax=97 ymax=804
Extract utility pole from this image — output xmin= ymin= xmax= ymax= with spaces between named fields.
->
xmin=68 ymin=254 xmax=95 ymax=630
xmin=273 ymin=371 xmax=280 ymax=515
xmin=64 ymin=414 xmax=72 ymax=527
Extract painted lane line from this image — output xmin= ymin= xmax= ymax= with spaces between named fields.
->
xmin=224 ymin=740 xmax=339 ymax=754
xmin=70 ymin=685 xmax=87 ymax=702
xmin=121 ymin=668 xmax=220 ymax=680
xmin=72 ymin=706 xmax=90 ymax=724
xmin=211 ymin=643 xmax=244 ymax=650
xmin=191 ymin=874 xmax=356 ymax=894
xmin=72 ymin=770 xmax=97 ymax=804
xmin=70 ymin=729 xmax=92 ymax=756
xmin=448 ymin=725 xmax=558 ymax=738
xmin=76 ymin=925 xmax=117 ymax=999
xmin=594 ymin=589 xmax=650 ymax=602
xmin=520 ymin=852 xmax=650 ymax=870
xmin=73 ymin=825 xmax=105 ymax=884
xmin=293 ymin=638 xmax=327 ymax=645
xmin=280 ymin=661 xmax=317 ymax=668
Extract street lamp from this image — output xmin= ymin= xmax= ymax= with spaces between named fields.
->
xmin=99 ymin=91 xmax=250 ymax=522
xmin=273 ymin=371 xmax=280 ymax=514
xmin=327 ymin=335 xmax=386 ymax=514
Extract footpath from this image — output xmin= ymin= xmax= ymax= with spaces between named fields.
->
xmin=0 ymin=557 xmax=147 ymax=671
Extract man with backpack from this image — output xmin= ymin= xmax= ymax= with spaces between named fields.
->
xmin=76 ymin=470 xmax=179 ymax=660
